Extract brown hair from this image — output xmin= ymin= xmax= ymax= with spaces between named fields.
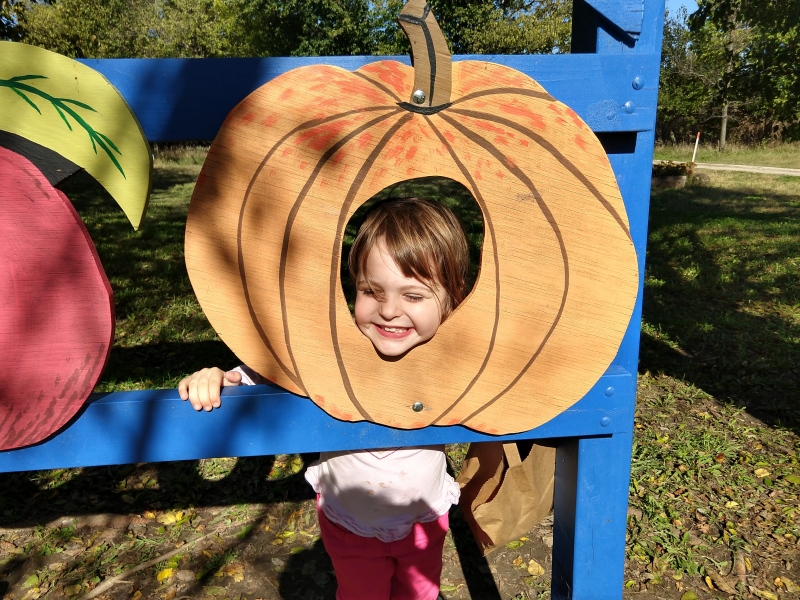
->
xmin=348 ymin=197 xmax=469 ymax=319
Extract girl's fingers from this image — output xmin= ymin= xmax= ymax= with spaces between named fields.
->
xmin=223 ymin=370 xmax=242 ymax=386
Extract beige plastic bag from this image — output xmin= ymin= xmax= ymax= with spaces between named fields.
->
xmin=455 ymin=441 xmax=556 ymax=555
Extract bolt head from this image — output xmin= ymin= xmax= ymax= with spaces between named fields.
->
xmin=632 ymin=76 xmax=645 ymax=90
xmin=412 ymin=402 xmax=424 ymax=412
xmin=600 ymin=416 xmax=612 ymax=428
xmin=624 ymin=101 xmax=635 ymax=114
xmin=411 ymin=89 xmax=426 ymax=105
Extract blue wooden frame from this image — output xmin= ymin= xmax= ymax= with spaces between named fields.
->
xmin=1 ymin=1 xmax=665 ymax=597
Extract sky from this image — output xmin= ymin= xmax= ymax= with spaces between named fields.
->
xmin=665 ymin=0 xmax=699 ymax=17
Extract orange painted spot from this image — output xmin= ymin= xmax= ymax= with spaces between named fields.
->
xmin=281 ymin=147 xmax=293 ymax=158
xmin=555 ymin=117 xmax=568 ymax=127
xmin=385 ymin=145 xmax=403 ymax=160
xmin=417 ymin=123 xmax=431 ymax=139
xmin=314 ymin=394 xmax=326 ymax=407
xmin=500 ymin=103 xmax=546 ymax=131
xmin=279 ymin=88 xmax=294 ymax=101
xmin=241 ymin=112 xmax=256 ymax=124
xmin=299 ymin=161 xmax=308 ymax=170
xmin=361 ymin=61 xmax=408 ymax=95
xmin=357 ymin=131 xmax=374 ymax=149
xmin=443 ymin=131 xmax=455 ymax=143
xmin=566 ymin=107 xmax=585 ymax=129
xmin=400 ymin=129 xmax=415 ymax=142
xmin=446 ymin=418 xmax=461 ymax=426
xmin=520 ymin=139 xmax=529 ymax=147
xmin=475 ymin=120 xmax=508 ymax=136
xmin=505 ymin=155 xmax=517 ymax=169
xmin=494 ymin=136 xmax=509 ymax=146
xmin=547 ymin=103 xmax=563 ymax=115
xmin=405 ymin=146 xmax=417 ymax=161
xmin=474 ymin=170 xmax=482 ymax=180
xmin=574 ymin=135 xmax=587 ymax=151
xmin=294 ymin=120 xmax=350 ymax=151
xmin=261 ymin=114 xmax=278 ymax=127
xmin=496 ymin=170 xmax=505 ymax=179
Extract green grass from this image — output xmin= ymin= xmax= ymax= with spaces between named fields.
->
xmin=629 ymin=170 xmax=800 ymax=594
xmin=654 ymin=142 xmax=800 ymax=169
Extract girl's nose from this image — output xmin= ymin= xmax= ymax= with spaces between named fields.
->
xmin=378 ymin=296 xmax=402 ymax=319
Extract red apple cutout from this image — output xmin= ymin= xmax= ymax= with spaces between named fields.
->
xmin=0 ymin=146 xmax=114 ymax=450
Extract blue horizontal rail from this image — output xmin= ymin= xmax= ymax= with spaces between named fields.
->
xmin=0 ymin=367 xmax=633 ymax=473
xmin=80 ymin=53 xmax=659 ymax=142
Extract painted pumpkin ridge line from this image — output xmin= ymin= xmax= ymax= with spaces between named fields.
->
xmin=238 ymin=105 xmax=397 ymax=392
xmin=328 ymin=112 xmax=414 ymax=421
xmin=278 ymin=108 xmax=404 ymax=393
xmin=424 ymin=116 xmax=503 ymax=427
xmin=437 ymin=112 xmax=571 ymax=426
xmin=352 ymin=70 xmax=403 ymax=103
xmin=449 ymin=107 xmax=633 ymax=241
xmin=449 ymin=87 xmax=554 ymax=107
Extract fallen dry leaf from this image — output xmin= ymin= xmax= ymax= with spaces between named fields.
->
xmin=225 ymin=563 xmax=245 ymax=582
xmin=64 ymin=584 xmax=82 ymax=596
xmin=755 ymin=468 xmax=770 ymax=478
xmin=781 ymin=576 xmax=800 ymax=593
xmin=527 ymin=559 xmax=545 ymax=577
xmin=706 ymin=568 xmax=736 ymax=594
xmin=753 ymin=589 xmax=778 ymax=600
xmin=157 ymin=568 xmax=173 ymax=582
xmin=157 ymin=511 xmax=183 ymax=525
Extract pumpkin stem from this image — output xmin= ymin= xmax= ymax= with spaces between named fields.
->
xmin=398 ymin=0 xmax=452 ymax=109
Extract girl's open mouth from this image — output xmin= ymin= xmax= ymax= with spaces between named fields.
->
xmin=375 ymin=324 xmax=412 ymax=338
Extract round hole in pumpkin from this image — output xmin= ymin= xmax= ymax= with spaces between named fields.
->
xmin=340 ymin=176 xmax=484 ymax=316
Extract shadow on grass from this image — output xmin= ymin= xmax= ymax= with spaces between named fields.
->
xmin=640 ymin=181 xmax=800 ymax=432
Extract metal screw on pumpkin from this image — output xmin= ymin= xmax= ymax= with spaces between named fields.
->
xmin=412 ymin=89 xmax=426 ymax=105
xmin=412 ymin=402 xmax=424 ymax=412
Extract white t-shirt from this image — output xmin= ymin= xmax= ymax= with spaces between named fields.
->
xmin=235 ymin=366 xmax=460 ymax=542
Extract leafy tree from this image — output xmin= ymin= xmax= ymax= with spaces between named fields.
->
xmin=1 ymin=0 xmax=25 ymax=40
xmin=219 ymin=0 xmax=374 ymax=57
xmin=372 ymin=0 xmax=572 ymax=56
xmin=657 ymin=8 xmax=715 ymax=143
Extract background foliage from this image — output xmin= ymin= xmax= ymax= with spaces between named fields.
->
xmin=2 ymin=0 xmax=572 ymax=58
xmin=658 ymin=0 xmax=800 ymax=145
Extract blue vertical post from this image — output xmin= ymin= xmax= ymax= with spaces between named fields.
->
xmin=550 ymin=0 xmax=664 ymax=597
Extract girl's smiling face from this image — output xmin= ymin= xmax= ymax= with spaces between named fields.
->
xmin=354 ymin=239 xmax=447 ymax=357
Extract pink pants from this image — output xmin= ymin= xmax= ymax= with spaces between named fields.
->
xmin=316 ymin=503 xmax=449 ymax=600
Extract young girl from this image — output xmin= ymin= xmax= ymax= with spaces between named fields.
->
xmin=179 ymin=197 xmax=470 ymax=600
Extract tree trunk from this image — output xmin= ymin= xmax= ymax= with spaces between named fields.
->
xmin=719 ymin=101 xmax=728 ymax=151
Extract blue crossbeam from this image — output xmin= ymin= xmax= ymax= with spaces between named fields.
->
xmin=80 ymin=53 xmax=659 ymax=142
xmin=0 ymin=367 xmax=633 ymax=473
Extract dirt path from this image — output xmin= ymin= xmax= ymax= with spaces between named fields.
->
xmin=654 ymin=160 xmax=800 ymax=176
xmin=694 ymin=163 xmax=800 ymax=176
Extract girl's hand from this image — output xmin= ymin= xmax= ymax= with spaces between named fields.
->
xmin=178 ymin=367 xmax=242 ymax=411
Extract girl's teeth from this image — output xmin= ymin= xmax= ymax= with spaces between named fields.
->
xmin=384 ymin=327 xmax=407 ymax=333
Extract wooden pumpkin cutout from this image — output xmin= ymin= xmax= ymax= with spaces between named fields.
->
xmin=185 ymin=0 xmax=639 ymax=434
